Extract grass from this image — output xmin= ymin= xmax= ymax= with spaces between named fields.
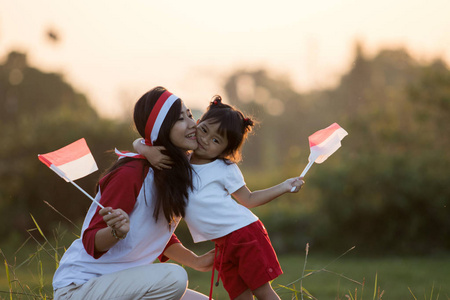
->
xmin=1 ymin=217 xmax=449 ymax=299
xmin=1 ymin=245 xmax=449 ymax=299
xmin=185 ymin=245 xmax=450 ymax=299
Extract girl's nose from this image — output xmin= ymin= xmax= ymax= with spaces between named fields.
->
xmin=200 ymin=134 xmax=208 ymax=145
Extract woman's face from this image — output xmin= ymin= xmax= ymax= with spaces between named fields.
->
xmin=169 ymin=102 xmax=198 ymax=151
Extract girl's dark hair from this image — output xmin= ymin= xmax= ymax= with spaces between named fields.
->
xmin=98 ymin=86 xmax=193 ymax=224
xmin=199 ymin=95 xmax=255 ymax=163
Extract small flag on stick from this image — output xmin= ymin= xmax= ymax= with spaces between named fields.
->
xmin=38 ymin=138 xmax=103 ymax=208
xmin=292 ymin=123 xmax=348 ymax=191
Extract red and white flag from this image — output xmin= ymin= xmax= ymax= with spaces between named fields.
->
xmin=38 ymin=138 xmax=98 ymax=182
xmin=295 ymin=123 xmax=348 ymax=184
xmin=308 ymin=122 xmax=348 ymax=164
xmin=38 ymin=138 xmax=103 ymax=208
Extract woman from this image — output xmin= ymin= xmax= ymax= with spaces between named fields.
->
xmin=53 ymin=87 xmax=213 ymax=300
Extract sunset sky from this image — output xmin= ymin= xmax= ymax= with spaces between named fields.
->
xmin=1 ymin=0 xmax=449 ymax=118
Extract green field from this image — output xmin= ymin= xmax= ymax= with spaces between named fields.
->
xmin=185 ymin=253 xmax=450 ymax=300
xmin=1 ymin=249 xmax=449 ymax=299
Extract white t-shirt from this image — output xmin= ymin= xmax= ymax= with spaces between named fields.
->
xmin=184 ymin=159 xmax=258 ymax=243
xmin=53 ymin=161 xmax=178 ymax=290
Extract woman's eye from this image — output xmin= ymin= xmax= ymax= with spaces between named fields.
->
xmin=186 ymin=109 xmax=194 ymax=119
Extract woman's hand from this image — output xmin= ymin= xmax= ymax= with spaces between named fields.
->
xmin=99 ymin=207 xmax=130 ymax=238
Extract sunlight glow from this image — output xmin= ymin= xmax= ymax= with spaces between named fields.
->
xmin=1 ymin=0 xmax=449 ymax=118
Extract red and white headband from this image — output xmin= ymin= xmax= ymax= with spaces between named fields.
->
xmin=144 ymin=90 xmax=179 ymax=146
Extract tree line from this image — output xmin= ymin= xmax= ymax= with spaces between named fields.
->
xmin=1 ymin=45 xmax=449 ymax=255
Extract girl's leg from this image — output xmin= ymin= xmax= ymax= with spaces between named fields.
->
xmin=233 ymin=289 xmax=254 ymax=300
xmin=54 ymin=263 xmax=188 ymax=300
xmin=252 ymin=282 xmax=280 ymax=300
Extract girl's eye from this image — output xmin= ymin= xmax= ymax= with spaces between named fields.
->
xmin=213 ymin=138 xmax=219 ymax=144
xmin=201 ymin=127 xmax=207 ymax=133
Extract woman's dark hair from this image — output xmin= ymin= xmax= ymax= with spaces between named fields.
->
xmin=199 ymin=95 xmax=255 ymax=163
xmin=98 ymin=86 xmax=193 ymax=224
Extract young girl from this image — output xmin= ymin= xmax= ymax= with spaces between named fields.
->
xmin=135 ymin=96 xmax=304 ymax=300
xmin=53 ymin=87 xmax=213 ymax=300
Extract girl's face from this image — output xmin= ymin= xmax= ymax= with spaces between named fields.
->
xmin=169 ymin=102 xmax=198 ymax=151
xmin=192 ymin=119 xmax=228 ymax=164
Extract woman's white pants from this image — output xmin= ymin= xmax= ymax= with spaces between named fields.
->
xmin=54 ymin=263 xmax=208 ymax=300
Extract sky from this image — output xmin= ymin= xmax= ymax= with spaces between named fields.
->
xmin=1 ymin=0 xmax=449 ymax=118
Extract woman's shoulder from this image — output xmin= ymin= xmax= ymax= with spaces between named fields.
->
xmin=100 ymin=159 xmax=150 ymax=187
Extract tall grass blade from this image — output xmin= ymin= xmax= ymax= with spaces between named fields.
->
xmin=347 ymin=290 xmax=355 ymax=300
xmin=30 ymin=214 xmax=46 ymax=239
xmin=321 ymin=269 xmax=361 ymax=285
xmin=373 ymin=273 xmax=377 ymax=300
xmin=360 ymin=278 xmax=365 ymax=300
xmin=282 ymin=245 xmax=357 ymax=289
xmin=408 ymin=287 xmax=418 ymax=300
xmin=39 ymin=259 xmax=44 ymax=292
xmin=55 ymin=250 xmax=59 ymax=270
xmin=4 ymin=260 xmax=13 ymax=300
xmin=277 ymin=284 xmax=300 ymax=293
xmin=322 ymin=246 xmax=356 ymax=270
xmin=44 ymin=200 xmax=80 ymax=230
xmin=300 ymin=243 xmax=309 ymax=300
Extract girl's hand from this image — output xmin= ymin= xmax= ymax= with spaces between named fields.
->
xmin=287 ymin=177 xmax=305 ymax=193
xmin=133 ymin=138 xmax=173 ymax=170
xmin=146 ymin=146 xmax=173 ymax=170
xmin=163 ymin=244 xmax=215 ymax=272
xmin=191 ymin=249 xmax=215 ymax=272
xmin=99 ymin=207 xmax=130 ymax=238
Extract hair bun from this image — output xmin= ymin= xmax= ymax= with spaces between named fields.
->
xmin=243 ymin=117 xmax=254 ymax=132
xmin=210 ymin=95 xmax=223 ymax=107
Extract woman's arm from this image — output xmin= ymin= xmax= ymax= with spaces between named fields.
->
xmin=133 ymin=138 xmax=173 ymax=170
xmin=163 ymin=243 xmax=215 ymax=272
xmin=232 ymin=177 xmax=304 ymax=209
xmin=94 ymin=207 xmax=130 ymax=252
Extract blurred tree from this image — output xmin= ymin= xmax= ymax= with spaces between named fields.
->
xmin=223 ymin=69 xmax=314 ymax=171
xmin=307 ymin=47 xmax=450 ymax=254
xmin=0 ymin=52 xmax=136 ymax=241
xmin=222 ymin=44 xmax=450 ymax=255
xmin=1 ymin=44 xmax=449 ymax=255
